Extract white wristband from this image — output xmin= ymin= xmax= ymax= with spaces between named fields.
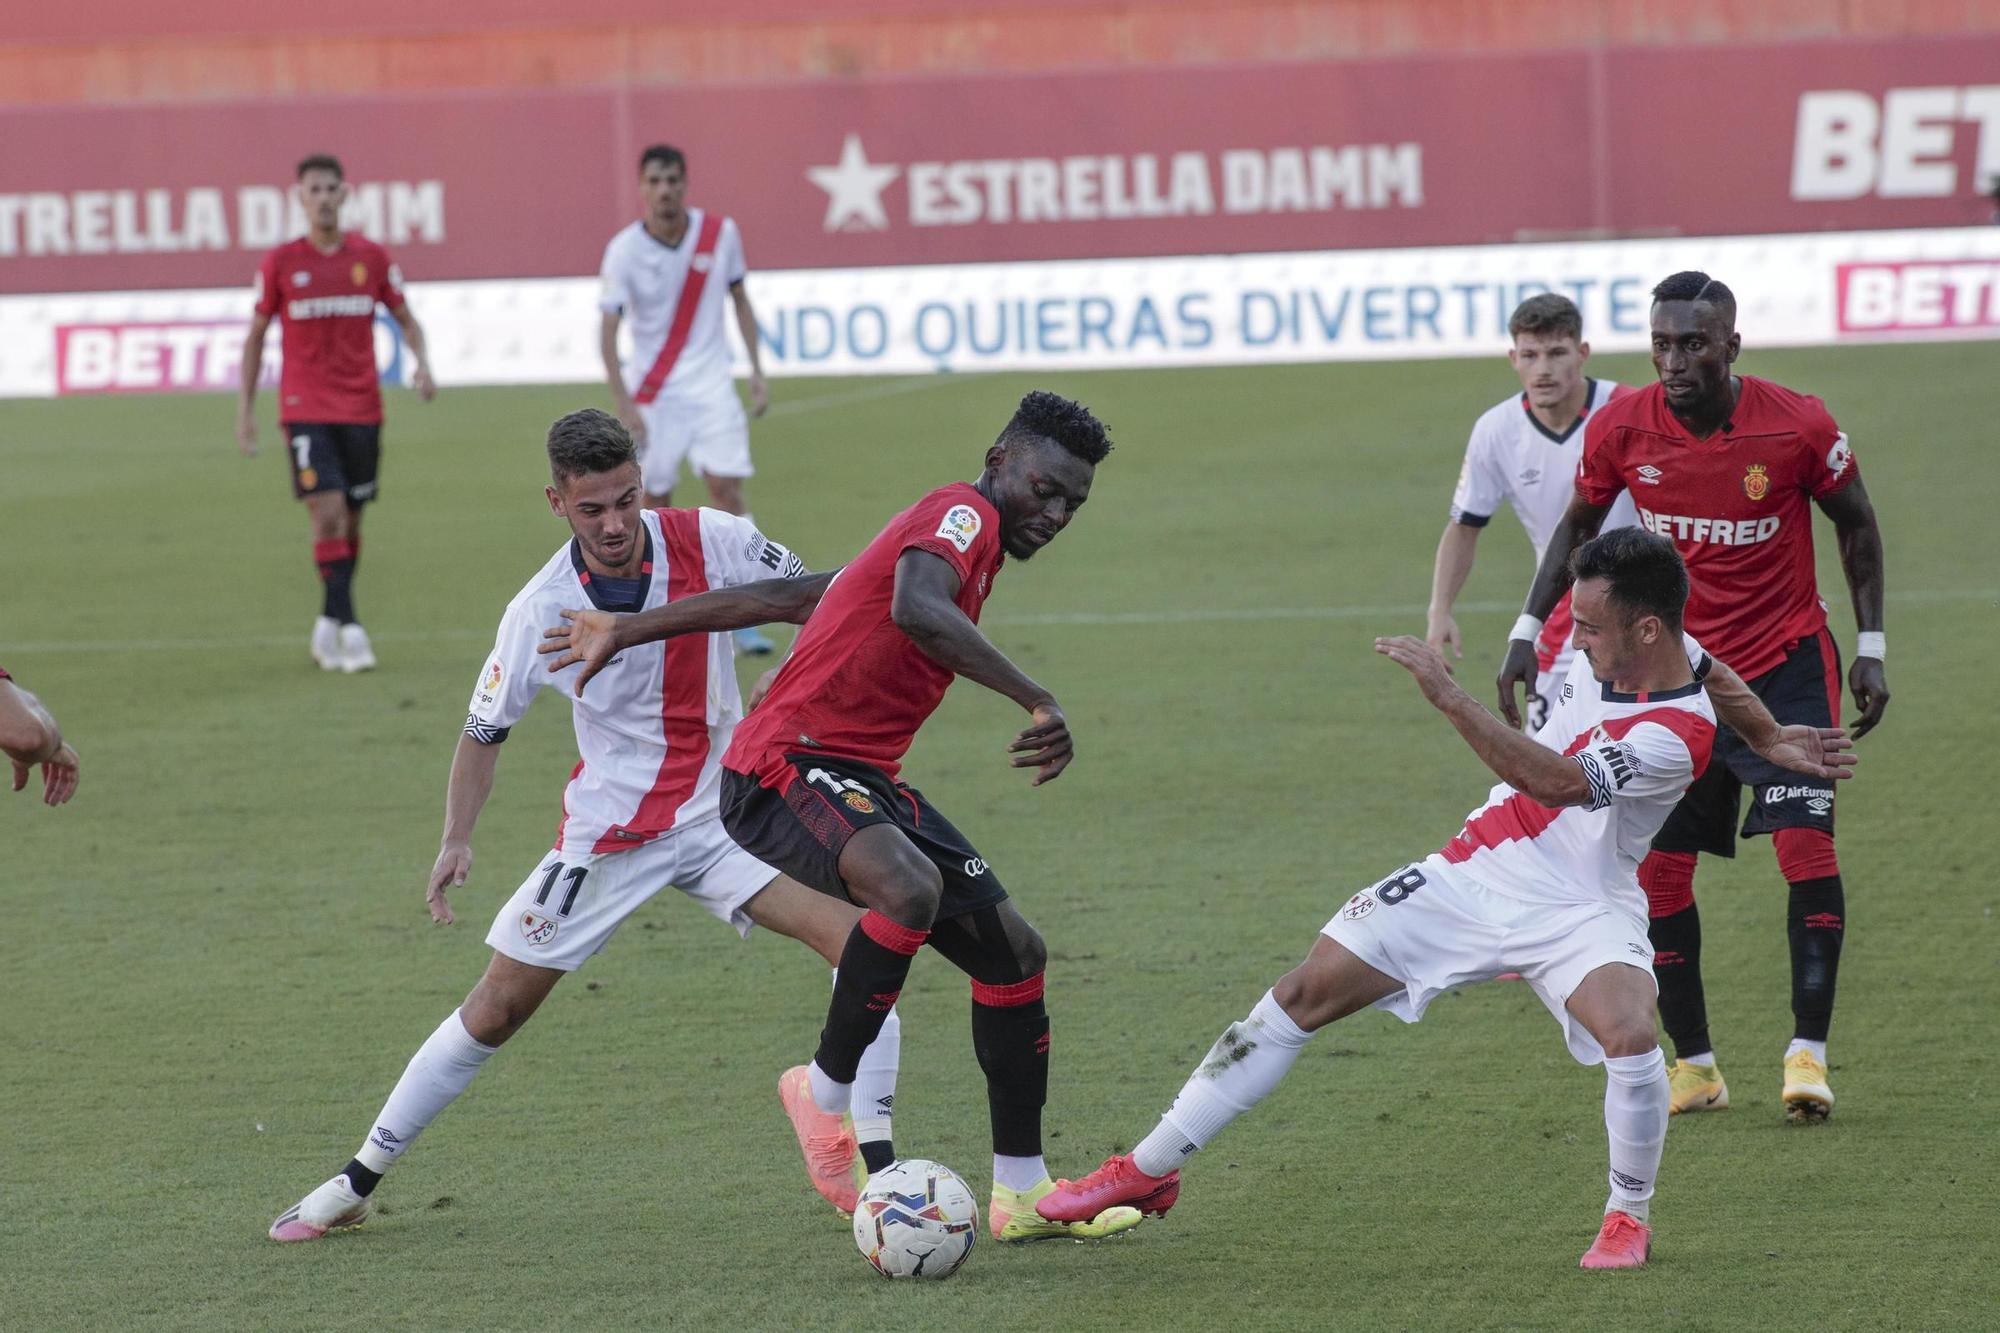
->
xmin=1510 ymin=613 xmax=1545 ymax=643
xmin=1856 ymin=631 xmax=1884 ymax=661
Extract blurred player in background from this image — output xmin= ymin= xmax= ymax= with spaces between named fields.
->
xmin=1040 ymin=530 xmax=1854 ymax=1270
xmin=0 ymin=666 xmax=80 ymax=806
xmin=268 ymin=410 xmax=902 ymax=1242
xmin=1427 ymin=294 xmax=1637 ymax=727
xmin=237 ymin=153 xmax=437 ymax=674
xmin=599 ymin=143 xmax=775 ymax=655
xmin=1497 ymin=272 xmax=1889 ymax=1123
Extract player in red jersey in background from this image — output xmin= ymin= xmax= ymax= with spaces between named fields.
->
xmin=1497 ymin=271 xmax=1889 ymax=1123
xmin=1 ymin=665 xmax=80 ymax=806
xmin=236 ymin=153 xmax=438 ymax=674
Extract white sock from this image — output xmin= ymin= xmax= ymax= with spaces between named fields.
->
xmin=993 ymin=1154 xmax=1047 ymax=1192
xmin=353 ymin=1008 xmax=498 ymax=1174
xmin=1785 ymin=1038 xmax=1827 ymax=1064
xmin=1677 ymin=1049 xmax=1716 ymax=1068
xmin=852 ymin=1001 xmax=901 ymax=1150
xmin=808 ymin=1059 xmax=851 ymax=1115
xmin=1602 ymin=1048 xmax=1669 ymax=1223
xmin=1131 ymin=990 xmax=1312 ymax=1178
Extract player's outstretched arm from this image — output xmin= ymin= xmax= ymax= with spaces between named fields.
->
xmin=428 ymin=733 xmax=503 ymax=924
xmin=390 ymin=305 xmax=437 ymax=402
xmin=1496 ymin=494 xmax=1610 ymax=727
xmin=892 ymin=550 xmax=1072 ymax=784
xmin=0 ymin=678 xmax=79 ymax=806
xmin=1702 ymin=657 xmax=1857 ymax=782
xmin=1378 ymin=635 xmax=1591 ymax=807
xmin=537 ymin=571 xmax=837 ymax=695
xmin=1817 ymin=478 xmax=1889 ymax=738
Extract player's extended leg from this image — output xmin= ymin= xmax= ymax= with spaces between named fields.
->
xmin=1037 ymin=934 xmax=1401 ymax=1226
xmin=1774 ymin=827 xmax=1841 ymax=1122
xmin=1565 ymin=962 xmax=1669 ymax=1270
xmin=304 ymin=489 xmax=357 ymax=670
xmin=268 ymin=954 xmax=561 ymax=1241
xmin=741 ymin=876 xmax=904 ymax=1205
xmin=1641 ymin=847 xmax=1728 ymax=1113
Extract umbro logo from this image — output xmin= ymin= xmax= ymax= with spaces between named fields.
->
xmin=1636 ymin=465 xmax=1664 ymax=485
xmin=370 ymin=1125 xmax=402 ymax=1152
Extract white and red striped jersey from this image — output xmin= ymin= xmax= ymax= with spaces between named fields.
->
xmin=1430 ymin=636 xmax=1717 ymax=921
xmin=598 ymin=210 xmax=747 ymax=401
xmin=465 ymin=506 xmax=806 ymax=856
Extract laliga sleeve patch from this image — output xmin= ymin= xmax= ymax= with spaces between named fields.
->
xmin=1824 ymin=432 xmax=1852 ymax=481
xmin=935 ymin=504 xmax=981 ymax=554
xmin=477 ymin=657 xmax=503 ymax=706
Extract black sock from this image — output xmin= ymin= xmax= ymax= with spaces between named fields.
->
xmin=341 ymin=1158 xmax=383 ymax=1198
xmin=858 ymin=1140 xmax=897 ymax=1174
xmin=1649 ymin=904 xmax=1711 ymax=1060
xmin=972 ymin=991 xmax=1049 ymax=1158
xmin=814 ymin=913 xmax=924 ymax=1084
xmin=1787 ymin=875 xmax=1845 ymax=1042
xmin=321 ymin=557 xmax=356 ymax=624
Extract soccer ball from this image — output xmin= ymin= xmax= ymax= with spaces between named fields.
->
xmin=851 ymin=1159 xmax=979 ymax=1280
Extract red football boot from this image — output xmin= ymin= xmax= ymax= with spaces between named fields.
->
xmin=1034 ymin=1153 xmax=1180 ymax=1224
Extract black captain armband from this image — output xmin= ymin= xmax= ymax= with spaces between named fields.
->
xmin=1451 ymin=510 xmax=1491 ymax=528
xmin=464 ymin=713 xmax=511 ymax=745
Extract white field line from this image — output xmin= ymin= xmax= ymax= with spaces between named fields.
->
xmin=5 ymin=590 xmax=1990 ymax=656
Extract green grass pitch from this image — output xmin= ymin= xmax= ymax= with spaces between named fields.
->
xmin=2 ymin=345 xmax=1994 ymax=1330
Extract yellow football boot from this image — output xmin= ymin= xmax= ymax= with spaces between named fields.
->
xmin=1667 ymin=1058 xmax=1729 ymax=1115
xmin=1781 ymin=1050 xmax=1834 ymax=1124
xmin=988 ymin=1177 xmax=1143 ymax=1243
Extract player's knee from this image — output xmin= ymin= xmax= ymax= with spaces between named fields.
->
xmin=1010 ymin=922 xmax=1048 ymax=979
xmin=1597 ymin=1018 xmax=1660 ymax=1061
xmin=1271 ymin=962 xmax=1336 ymax=1033
xmin=840 ymin=829 xmax=943 ymax=927
xmin=461 ymin=971 xmax=548 ymax=1046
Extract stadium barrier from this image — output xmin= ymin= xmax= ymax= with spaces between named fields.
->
xmin=6 ymin=225 xmax=1996 ymax=398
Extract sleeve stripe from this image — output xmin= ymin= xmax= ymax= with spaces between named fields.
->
xmin=1573 ymin=752 xmax=1614 ymax=811
xmin=1450 ymin=510 xmax=1492 ymax=527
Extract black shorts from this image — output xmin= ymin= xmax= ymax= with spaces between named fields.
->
xmin=283 ymin=422 xmax=382 ymax=503
xmin=720 ymin=755 xmax=1008 ymax=920
xmin=1653 ymin=628 xmax=1842 ymax=858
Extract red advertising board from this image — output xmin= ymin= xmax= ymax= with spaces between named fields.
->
xmin=3 ymin=34 xmax=1995 ymax=295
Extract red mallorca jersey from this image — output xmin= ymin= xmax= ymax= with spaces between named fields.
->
xmin=252 ymin=234 xmax=406 ymax=424
xmin=726 ymin=482 xmax=1005 ymax=787
xmin=1575 ymin=375 xmax=1857 ymax=679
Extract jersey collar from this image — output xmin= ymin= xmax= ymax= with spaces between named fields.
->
xmin=1518 ymin=378 xmax=1597 ymax=445
xmin=1599 ymin=676 xmax=1703 ymax=703
xmin=568 ymin=516 xmax=656 ymax=611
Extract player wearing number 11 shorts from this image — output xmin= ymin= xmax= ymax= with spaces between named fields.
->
xmin=1038 ymin=529 xmax=1855 ymax=1270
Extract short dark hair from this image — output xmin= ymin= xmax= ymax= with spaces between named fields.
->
xmin=296 ymin=153 xmax=344 ymax=182
xmin=639 ymin=144 xmax=686 ymax=176
xmin=997 ymin=390 xmax=1113 ymax=465
xmin=547 ymin=409 xmax=637 ymax=484
xmin=1508 ymin=293 xmax=1583 ymax=343
xmin=1570 ymin=527 xmax=1687 ymax=631
xmin=1651 ymin=270 xmax=1736 ymax=328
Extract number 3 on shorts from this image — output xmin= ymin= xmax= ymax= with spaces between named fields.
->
xmin=1373 ymin=866 xmax=1427 ymax=906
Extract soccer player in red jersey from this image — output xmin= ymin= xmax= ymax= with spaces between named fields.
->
xmin=637 ymin=390 xmax=1130 ymax=1242
xmin=237 ymin=153 xmax=438 ymax=674
xmin=1 ymin=665 xmax=80 ymax=806
xmin=1497 ymin=272 xmax=1889 ymax=1122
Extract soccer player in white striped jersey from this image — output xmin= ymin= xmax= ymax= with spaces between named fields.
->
xmin=1427 ymin=294 xmax=1638 ymax=728
xmin=267 ymin=409 xmax=899 ymax=1242
xmin=1040 ymin=529 xmax=1855 ymax=1269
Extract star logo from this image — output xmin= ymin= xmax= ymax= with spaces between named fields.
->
xmin=807 ymin=134 xmax=900 ymax=232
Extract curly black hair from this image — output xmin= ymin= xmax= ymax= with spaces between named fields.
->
xmin=997 ymin=390 xmax=1113 ymax=464
xmin=1651 ymin=270 xmax=1736 ymax=328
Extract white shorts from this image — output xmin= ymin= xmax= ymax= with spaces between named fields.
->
xmin=1321 ymin=857 xmax=1655 ymax=1066
xmin=636 ymin=384 xmax=751 ymax=494
xmin=485 ymin=816 xmax=778 ymax=972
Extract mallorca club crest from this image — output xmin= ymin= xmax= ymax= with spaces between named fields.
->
xmin=351 ymin=261 xmax=369 ymax=287
xmin=1742 ymin=463 xmax=1770 ymax=501
xmin=842 ymin=789 xmax=877 ymax=815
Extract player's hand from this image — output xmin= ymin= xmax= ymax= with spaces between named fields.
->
xmin=1425 ymin=609 xmax=1463 ymax=671
xmin=539 ymin=607 xmax=624 ymax=695
xmin=35 ymin=743 xmax=79 ymax=806
xmin=748 ymin=372 xmax=770 ymax=418
xmin=1375 ymin=635 xmax=1462 ymax=708
xmin=747 ymin=665 xmax=780 ymax=712
xmin=616 ymin=399 xmax=648 ymax=448
xmin=1757 ymin=723 xmax=1858 ymax=782
xmin=1008 ymin=700 xmax=1072 ymax=786
xmin=1847 ymin=657 xmax=1890 ymax=740
xmin=236 ymin=408 xmax=259 ymax=457
xmin=1495 ymin=638 xmax=1539 ymax=729
xmin=427 ymin=842 xmax=472 ymax=924
xmin=411 ymin=363 xmax=437 ymax=403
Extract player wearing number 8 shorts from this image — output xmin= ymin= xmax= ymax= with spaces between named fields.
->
xmin=1038 ymin=529 xmax=1856 ymax=1270
xmin=266 ymin=410 xmax=907 ymax=1243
